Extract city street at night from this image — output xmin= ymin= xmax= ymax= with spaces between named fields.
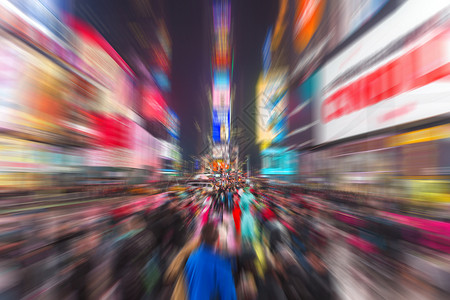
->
xmin=0 ymin=0 xmax=449 ymax=299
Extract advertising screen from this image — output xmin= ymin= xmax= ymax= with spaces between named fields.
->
xmin=143 ymin=86 xmax=167 ymax=124
xmin=261 ymin=147 xmax=297 ymax=175
xmin=213 ymin=110 xmax=221 ymax=143
xmin=0 ymin=37 xmax=22 ymax=131
xmin=256 ymin=71 xmax=288 ymax=147
xmin=213 ymin=87 xmax=230 ymax=109
xmin=291 ymin=0 xmax=390 ymax=82
xmin=314 ymin=1 xmax=450 ymax=145
xmin=166 ymin=108 xmax=179 ymax=139
xmin=212 ymin=109 xmax=230 ymax=143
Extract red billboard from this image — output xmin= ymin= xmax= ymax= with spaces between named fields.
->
xmin=142 ymin=86 xmax=167 ymax=125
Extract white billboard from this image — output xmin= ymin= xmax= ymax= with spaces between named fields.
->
xmin=314 ymin=1 xmax=450 ymax=145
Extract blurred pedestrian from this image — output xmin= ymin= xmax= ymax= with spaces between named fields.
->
xmin=114 ymin=215 xmax=154 ymax=300
xmin=305 ymin=251 xmax=333 ymax=300
xmin=67 ymin=231 xmax=95 ymax=300
xmin=240 ymin=188 xmax=256 ymax=243
xmin=164 ymin=237 xmax=200 ymax=300
xmin=227 ymin=188 xmax=234 ymax=212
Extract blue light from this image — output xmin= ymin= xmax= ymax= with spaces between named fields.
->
xmin=214 ymin=71 xmax=229 ymax=87
xmin=167 ymin=108 xmax=179 ymax=138
xmin=227 ymin=109 xmax=231 ymax=142
xmin=261 ymin=147 xmax=297 ymax=175
xmin=262 ymin=27 xmax=272 ymax=77
xmin=152 ymin=70 xmax=170 ymax=91
xmin=213 ymin=110 xmax=221 ymax=142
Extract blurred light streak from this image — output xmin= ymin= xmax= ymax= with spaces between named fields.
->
xmin=286 ymin=120 xmax=319 ymax=138
xmin=288 ymin=98 xmax=310 ymax=118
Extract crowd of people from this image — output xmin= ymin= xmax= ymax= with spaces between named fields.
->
xmin=1 ymin=181 xmax=448 ymax=299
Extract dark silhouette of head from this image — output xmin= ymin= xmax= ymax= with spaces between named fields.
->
xmin=201 ymin=222 xmax=218 ymax=247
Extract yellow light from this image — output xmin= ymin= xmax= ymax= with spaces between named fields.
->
xmin=387 ymin=124 xmax=450 ymax=147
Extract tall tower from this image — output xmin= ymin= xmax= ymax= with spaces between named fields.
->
xmin=212 ymin=0 xmax=232 ymax=146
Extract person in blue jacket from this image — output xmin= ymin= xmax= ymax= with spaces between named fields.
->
xmin=184 ymin=223 xmax=237 ymax=300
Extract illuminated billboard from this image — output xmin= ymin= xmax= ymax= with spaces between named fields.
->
xmin=256 ymin=70 xmax=288 ymax=148
xmin=166 ymin=108 xmax=179 ymax=139
xmin=214 ymin=70 xmax=230 ymax=87
xmin=142 ymin=86 xmax=167 ymax=125
xmin=314 ymin=1 xmax=450 ymax=144
xmin=212 ymin=109 xmax=230 ymax=143
xmin=213 ymin=0 xmax=231 ymax=69
xmin=152 ymin=69 xmax=170 ymax=92
xmin=292 ymin=0 xmax=390 ymax=81
xmin=262 ymin=27 xmax=272 ymax=77
xmin=293 ymin=0 xmax=327 ymax=53
xmin=261 ymin=147 xmax=297 ymax=175
xmin=213 ymin=87 xmax=230 ymax=109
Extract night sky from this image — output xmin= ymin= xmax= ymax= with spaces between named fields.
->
xmin=166 ymin=0 xmax=209 ymax=161
xmin=232 ymin=0 xmax=278 ymax=169
xmin=77 ymin=0 xmax=279 ymax=165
